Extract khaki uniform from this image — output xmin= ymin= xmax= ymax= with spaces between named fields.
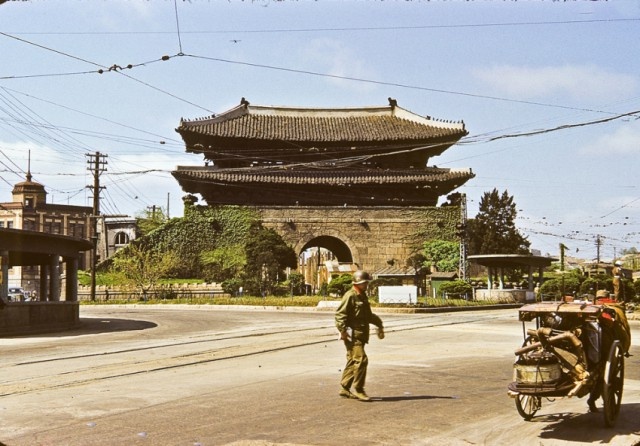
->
xmin=335 ymin=287 xmax=383 ymax=392
xmin=612 ymin=266 xmax=623 ymax=301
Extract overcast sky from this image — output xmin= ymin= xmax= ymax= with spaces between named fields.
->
xmin=1 ymin=1 xmax=639 ymax=262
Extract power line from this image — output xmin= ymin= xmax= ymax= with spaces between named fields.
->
xmin=6 ymin=17 xmax=639 ymax=35
xmin=173 ymin=0 xmax=184 ymax=55
xmin=0 ymin=31 xmax=104 ymax=68
xmin=183 ymin=53 xmax=620 ymax=114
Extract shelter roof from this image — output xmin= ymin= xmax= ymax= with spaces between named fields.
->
xmin=468 ymin=254 xmax=557 ymax=269
xmin=0 ymin=228 xmax=92 ymax=266
xmin=176 ymin=99 xmax=467 ymax=143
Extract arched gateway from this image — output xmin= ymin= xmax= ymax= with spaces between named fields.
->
xmin=172 ymin=98 xmax=473 ymax=277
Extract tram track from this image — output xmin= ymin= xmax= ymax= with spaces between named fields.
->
xmin=0 ymin=310 xmax=509 ymax=398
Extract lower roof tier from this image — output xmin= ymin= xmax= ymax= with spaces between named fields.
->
xmin=172 ymin=166 xmax=474 ymax=206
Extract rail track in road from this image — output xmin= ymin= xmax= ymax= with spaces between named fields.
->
xmin=0 ymin=309 xmax=510 ymax=398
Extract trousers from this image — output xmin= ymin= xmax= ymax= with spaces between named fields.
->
xmin=340 ymin=339 xmax=369 ymax=391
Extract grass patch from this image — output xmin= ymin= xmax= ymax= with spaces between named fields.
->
xmin=80 ymin=295 xmax=505 ymax=308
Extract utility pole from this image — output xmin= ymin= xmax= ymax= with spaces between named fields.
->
xmin=596 ymin=235 xmax=602 ymax=265
xmin=457 ymin=193 xmax=468 ymax=281
xmin=86 ymin=152 xmax=107 ymax=301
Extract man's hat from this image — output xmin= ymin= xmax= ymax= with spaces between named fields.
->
xmin=353 ymin=270 xmax=372 ymax=285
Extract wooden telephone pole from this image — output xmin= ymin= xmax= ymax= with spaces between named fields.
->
xmin=86 ymin=152 xmax=107 ymax=301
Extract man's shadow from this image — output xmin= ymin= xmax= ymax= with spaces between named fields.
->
xmin=374 ymin=395 xmax=457 ymax=402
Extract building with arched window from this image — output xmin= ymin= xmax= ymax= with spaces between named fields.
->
xmin=0 ymin=171 xmax=93 ymax=296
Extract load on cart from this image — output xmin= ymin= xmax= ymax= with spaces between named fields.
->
xmin=508 ymin=293 xmax=631 ymax=427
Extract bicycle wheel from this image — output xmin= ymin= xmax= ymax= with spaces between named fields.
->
xmin=515 ymin=394 xmax=541 ymax=421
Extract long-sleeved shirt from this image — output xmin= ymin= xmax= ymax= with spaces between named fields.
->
xmin=335 ymin=287 xmax=383 ymax=343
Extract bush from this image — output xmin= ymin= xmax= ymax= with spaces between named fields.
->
xmin=439 ymin=280 xmax=473 ymax=299
xmin=540 ymin=275 xmax=581 ymax=299
xmin=327 ymin=274 xmax=353 ymax=297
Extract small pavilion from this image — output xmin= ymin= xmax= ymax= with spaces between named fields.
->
xmin=468 ymin=254 xmax=557 ymax=302
xmin=0 ymin=228 xmax=92 ymax=336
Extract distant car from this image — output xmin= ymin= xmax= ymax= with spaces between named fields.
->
xmin=8 ymin=287 xmax=26 ymax=302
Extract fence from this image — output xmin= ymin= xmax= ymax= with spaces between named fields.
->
xmin=77 ymin=284 xmax=229 ymax=302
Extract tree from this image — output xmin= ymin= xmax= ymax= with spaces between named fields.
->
xmin=200 ymin=245 xmax=246 ymax=283
xmin=467 ymin=188 xmax=530 ymax=255
xmin=136 ymin=206 xmax=168 ymax=237
xmin=327 ymin=274 xmax=353 ymax=297
xmin=287 ymin=272 xmax=306 ymax=296
xmin=422 ymin=240 xmax=459 ymax=272
xmin=111 ymin=243 xmax=180 ymax=299
xmin=242 ymin=225 xmax=297 ymax=296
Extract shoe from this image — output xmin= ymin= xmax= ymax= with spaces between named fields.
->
xmin=588 ymin=400 xmax=599 ymax=413
xmin=352 ymin=388 xmax=371 ymax=402
xmin=339 ymin=388 xmax=353 ymax=399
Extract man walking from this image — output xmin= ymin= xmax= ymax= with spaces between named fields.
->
xmin=335 ymin=270 xmax=384 ymax=402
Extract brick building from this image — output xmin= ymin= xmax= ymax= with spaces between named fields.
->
xmin=0 ymin=170 xmax=93 ymax=295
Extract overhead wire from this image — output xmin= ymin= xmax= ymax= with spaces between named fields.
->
xmin=2 ymin=16 xmax=639 ymax=249
xmin=7 ymin=17 xmax=639 ymax=35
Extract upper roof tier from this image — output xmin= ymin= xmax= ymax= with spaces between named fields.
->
xmin=176 ymin=98 xmax=468 ymax=169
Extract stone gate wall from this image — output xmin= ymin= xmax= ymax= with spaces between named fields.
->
xmin=258 ymin=206 xmax=459 ymax=272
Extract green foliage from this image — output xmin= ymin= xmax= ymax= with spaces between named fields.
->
xmin=78 ymin=269 xmax=128 ymax=287
xmin=539 ymin=275 xmax=582 ymax=299
xmin=438 ymin=280 xmax=473 ymax=299
xmin=221 ymin=277 xmax=244 ymax=296
xmin=633 ymin=279 xmax=640 ymax=302
xmin=136 ymin=206 xmax=168 ymax=237
xmin=200 ymin=244 xmax=246 ymax=283
xmin=242 ymin=224 xmax=298 ymax=296
xmin=118 ymin=205 xmax=260 ymax=279
xmin=111 ymin=244 xmax=180 ymax=298
xmin=579 ymin=275 xmax=611 ymax=296
xmin=422 ymin=239 xmax=459 ymax=272
xmin=467 ymin=188 xmax=530 ymax=255
xmin=327 ymin=274 xmax=353 ymax=297
xmin=410 ymin=206 xmax=460 ymax=245
xmin=286 ymin=272 xmax=306 ymax=296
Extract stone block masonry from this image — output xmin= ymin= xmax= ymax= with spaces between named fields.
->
xmin=258 ymin=205 xmax=460 ymax=273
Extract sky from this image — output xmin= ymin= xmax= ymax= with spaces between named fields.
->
xmin=0 ymin=0 xmax=639 ymax=263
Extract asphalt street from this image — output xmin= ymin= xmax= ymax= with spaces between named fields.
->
xmin=1 ymin=305 xmax=639 ymax=446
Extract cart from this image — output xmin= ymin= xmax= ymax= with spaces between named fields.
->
xmin=508 ymin=300 xmax=628 ymax=427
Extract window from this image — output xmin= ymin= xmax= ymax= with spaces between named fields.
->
xmin=114 ymin=232 xmax=130 ymax=245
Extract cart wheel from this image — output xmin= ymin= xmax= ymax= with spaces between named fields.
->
xmin=515 ymin=394 xmax=541 ymax=421
xmin=603 ymin=340 xmax=624 ymax=427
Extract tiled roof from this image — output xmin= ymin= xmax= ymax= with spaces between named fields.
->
xmin=177 ymin=101 xmax=467 ymax=143
xmin=429 ymin=272 xmax=458 ymax=279
xmin=172 ymin=167 xmax=474 ymax=185
xmin=373 ymin=265 xmax=417 ymax=277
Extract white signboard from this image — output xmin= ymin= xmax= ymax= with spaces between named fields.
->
xmin=378 ymin=286 xmax=418 ymax=304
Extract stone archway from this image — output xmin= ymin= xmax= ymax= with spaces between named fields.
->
xmin=259 ymin=205 xmax=459 ymax=273
xmin=298 ymin=235 xmax=356 ymax=264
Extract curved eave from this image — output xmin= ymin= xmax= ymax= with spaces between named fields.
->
xmin=171 ymin=167 xmax=475 ymax=186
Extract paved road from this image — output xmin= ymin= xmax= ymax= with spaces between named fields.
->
xmin=1 ymin=305 xmax=639 ymax=446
